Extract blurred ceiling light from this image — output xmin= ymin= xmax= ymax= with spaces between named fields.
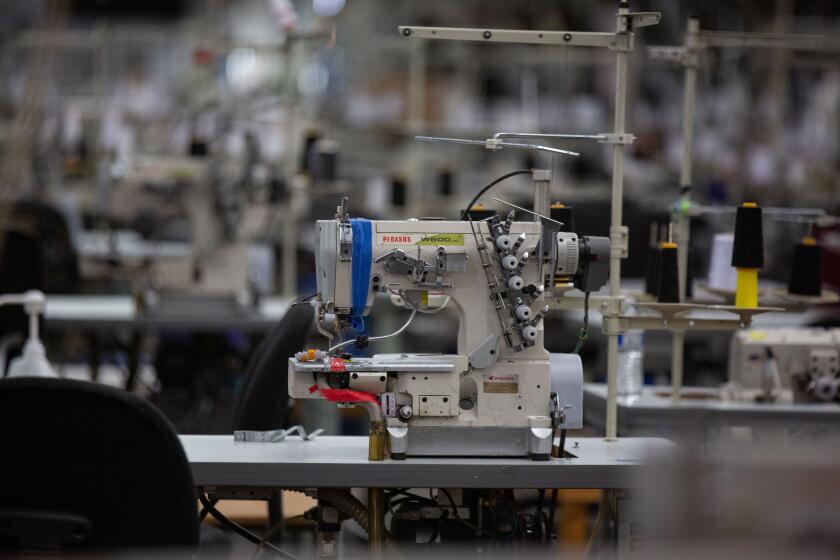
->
xmin=313 ymin=0 xmax=345 ymax=17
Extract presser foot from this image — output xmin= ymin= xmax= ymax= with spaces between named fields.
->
xmin=384 ymin=423 xmax=556 ymax=459
xmin=527 ymin=418 xmax=554 ymax=461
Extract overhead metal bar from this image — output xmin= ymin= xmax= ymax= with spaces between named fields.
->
xmin=399 ymin=26 xmax=629 ymax=50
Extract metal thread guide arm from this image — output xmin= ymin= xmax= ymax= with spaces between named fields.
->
xmin=399 ymin=1 xmax=661 ymax=441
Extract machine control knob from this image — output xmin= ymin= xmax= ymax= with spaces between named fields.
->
xmin=502 ymin=255 xmax=519 ymax=270
xmin=495 ymin=235 xmax=512 ymax=250
xmin=507 ymin=276 xmax=524 ymax=290
xmin=811 ymin=376 xmax=840 ymax=403
xmin=398 ymin=404 xmax=414 ymax=421
xmin=555 ymin=232 xmax=580 ymax=275
xmin=515 ymin=305 xmax=532 ymax=321
xmin=520 ymin=325 xmax=538 ymax=341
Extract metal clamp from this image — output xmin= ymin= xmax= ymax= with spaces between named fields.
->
xmin=609 ymin=225 xmax=629 ymax=258
xmin=234 ymin=425 xmax=324 ymax=443
xmin=597 ymin=133 xmax=636 ymax=145
xmin=549 ymin=393 xmax=574 ymax=428
xmin=338 ymin=222 xmax=353 ymax=262
xmin=624 ymin=12 xmax=662 ymax=30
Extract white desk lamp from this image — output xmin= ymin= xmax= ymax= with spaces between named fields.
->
xmin=0 ymin=290 xmax=57 ymax=378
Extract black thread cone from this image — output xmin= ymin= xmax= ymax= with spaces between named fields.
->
xmin=788 ymin=241 xmax=822 ymax=296
xmin=551 ymin=205 xmax=575 ymax=233
xmin=658 ymin=245 xmax=679 ymax=303
xmin=732 ymin=205 xmax=764 ymax=269
xmin=645 ymin=245 xmax=661 ymax=296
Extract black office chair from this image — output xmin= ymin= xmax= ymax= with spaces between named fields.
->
xmin=9 ymin=200 xmax=79 ymax=294
xmin=0 ymin=200 xmax=79 ymax=375
xmin=0 ymin=377 xmax=199 ymax=554
xmin=232 ymin=302 xmax=315 ymax=431
xmin=0 ymin=229 xmax=45 ymax=374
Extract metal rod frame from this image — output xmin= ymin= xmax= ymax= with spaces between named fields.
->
xmin=402 ymin=2 xmax=661 ymax=441
xmin=652 ymin=18 xmax=827 ymax=404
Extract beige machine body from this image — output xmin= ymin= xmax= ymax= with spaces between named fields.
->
xmin=289 ymin=201 xmax=608 ymax=458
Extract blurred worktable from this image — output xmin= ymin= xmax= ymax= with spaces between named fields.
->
xmin=583 ymin=382 xmax=840 ymax=443
xmin=43 ymin=293 xmax=293 ymax=391
xmin=44 ymin=294 xmax=292 ymax=333
xmin=181 ymin=435 xmax=673 ymax=489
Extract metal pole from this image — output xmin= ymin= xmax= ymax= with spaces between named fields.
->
xmin=671 ymin=17 xmax=699 ymax=403
xmin=367 ymin=417 xmax=385 ymax=557
xmin=605 ymin=2 xmax=630 ymax=441
xmin=368 ymin=487 xmax=384 ymax=557
xmin=407 ymin=39 xmax=426 ymax=218
xmin=282 ymin=38 xmax=300 ymax=298
xmin=676 ymin=17 xmax=699 ymax=301
xmin=670 ymin=330 xmax=685 ymax=405
xmin=533 ymin=170 xmax=551 ymax=222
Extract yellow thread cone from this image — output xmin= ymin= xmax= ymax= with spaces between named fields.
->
xmin=735 ymin=268 xmax=758 ymax=308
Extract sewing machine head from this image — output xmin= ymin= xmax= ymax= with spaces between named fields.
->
xmin=290 ymin=195 xmax=608 ymax=459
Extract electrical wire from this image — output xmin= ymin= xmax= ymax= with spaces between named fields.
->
xmin=572 ymin=291 xmax=591 ymax=354
xmin=198 ymin=493 xmax=302 ymax=560
xmin=387 ymin=288 xmax=451 ymax=315
xmin=546 ymin=429 xmax=567 ymax=541
xmin=291 ymin=293 xmax=317 ymax=307
xmin=197 ymin=495 xmax=219 ymax=522
xmin=251 ymin=514 xmax=312 ymax=560
xmin=328 ymin=306 xmax=417 ymax=353
xmin=439 ymin=488 xmax=494 ymax=539
xmin=460 ymin=169 xmax=533 ymax=220
xmin=415 ymin=296 xmax=451 ymax=314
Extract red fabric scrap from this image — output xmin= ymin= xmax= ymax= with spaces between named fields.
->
xmin=319 ymin=388 xmax=378 ymax=403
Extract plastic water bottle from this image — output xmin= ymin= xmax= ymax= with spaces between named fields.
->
xmin=617 ymin=330 xmax=644 ymax=397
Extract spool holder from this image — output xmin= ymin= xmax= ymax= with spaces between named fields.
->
xmin=770 ymin=288 xmax=840 ymax=307
xmin=696 ymin=285 xmax=839 ymax=309
xmin=622 ymin=302 xmax=783 ymax=332
xmin=551 ymin=294 xmax=781 ymax=332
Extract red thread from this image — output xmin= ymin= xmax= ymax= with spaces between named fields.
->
xmin=319 ymin=388 xmax=378 ymax=403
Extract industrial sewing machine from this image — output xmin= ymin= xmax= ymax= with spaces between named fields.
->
xmin=727 ymin=328 xmax=840 ymax=405
xmin=289 ymin=187 xmax=609 ymax=460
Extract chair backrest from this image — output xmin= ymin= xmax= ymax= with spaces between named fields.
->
xmin=232 ymin=303 xmax=314 ymax=431
xmin=0 ymin=377 xmax=198 ymax=553
xmin=10 ymin=200 xmax=80 ymax=294
xmin=0 ymin=230 xmax=44 ymax=344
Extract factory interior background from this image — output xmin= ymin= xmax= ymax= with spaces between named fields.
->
xmin=1 ymin=0 xmax=840 ymax=558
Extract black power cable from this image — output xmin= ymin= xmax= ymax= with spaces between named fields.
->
xmin=439 ymin=488 xmax=493 ymax=539
xmin=198 ymin=492 xmax=302 ymax=560
xmin=460 ymin=169 xmax=533 ymax=220
xmin=546 ymin=429 xmax=567 ymax=541
xmin=197 ymin=495 xmax=219 ymax=522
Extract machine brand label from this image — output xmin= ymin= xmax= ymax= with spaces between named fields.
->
xmin=378 ymin=233 xmax=464 ymax=246
xmin=483 ymin=373 xmax=519 ymax=394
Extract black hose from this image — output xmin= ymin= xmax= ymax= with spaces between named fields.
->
xmin=460 ymin=169 xmax=533 ymax=220
xmin=439 ymin=488 xmax=493 ymax=538
xmin=547 ymin=489 xmax=559 ymax=541
xmin=546 ymin=429 xmax=567 ymax=540
xmin=198 ymin=496 xmax=219 ymax=522
xmin=198 ymin=492 xmax=302 ymax=560
xmin=559 ymin=428 xmax=567 ymax=458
